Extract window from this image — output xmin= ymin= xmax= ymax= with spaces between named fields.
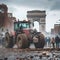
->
xmin=14 ymin=22 xmax=30 ymax=31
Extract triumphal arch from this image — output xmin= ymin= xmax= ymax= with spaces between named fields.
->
xmin=27 ymin=10 xmax=46 ymax=32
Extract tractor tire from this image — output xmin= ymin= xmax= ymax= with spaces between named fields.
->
xmin=16 ymin=33 xmax=29 ymax=49
xmin=27 ymin=33 xmax=33 ymax=43
xmin=33 ymin=33 xmax=45 ymax=48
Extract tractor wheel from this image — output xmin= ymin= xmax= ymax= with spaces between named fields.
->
xmin=33 ymin=33 xmax=45 ymax=48
xmin=27 ymin=34 xmax=33 ymax=43
xmin=16 ymin=33 xmax=29 ymax=48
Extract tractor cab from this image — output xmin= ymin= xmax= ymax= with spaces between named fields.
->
xmin=14 ymin=20 xmax=31 ymax=35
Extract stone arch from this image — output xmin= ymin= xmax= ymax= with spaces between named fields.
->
xmin=27 ymin=10 xmax=46 ymax=33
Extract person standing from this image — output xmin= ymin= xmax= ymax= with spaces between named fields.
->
xmin=51 ymin=37 xmax=55 ymax=48
xmin=55 ymin=35 xmax=60 ymax=48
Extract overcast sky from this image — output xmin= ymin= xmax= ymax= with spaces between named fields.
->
xmin=0 ymin=0 xmax=60 ymax=32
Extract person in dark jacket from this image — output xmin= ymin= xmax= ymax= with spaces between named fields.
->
xmin=4 ymin=58 xmax=8 ymax=60
xmin=55 ymin=35 xmax=60 ymax=48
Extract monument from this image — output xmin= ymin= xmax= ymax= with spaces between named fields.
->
xmin=27 ymin=10 xmax=46 ymax=33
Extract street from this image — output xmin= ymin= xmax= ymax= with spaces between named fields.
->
xmin=0 ymin=48 xmax=60 ymax=60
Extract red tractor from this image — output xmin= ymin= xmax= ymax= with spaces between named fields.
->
xmin=5 ymin=20 xmax=45 ymax=49
xmin=14 ymin=20 xmax=31 ymax=48
xmin=14 ymin=20 xmax=45 ymax=48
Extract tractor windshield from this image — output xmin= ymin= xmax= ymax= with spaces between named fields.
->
xmin=14 ymin=21 xmax=30 ymax=31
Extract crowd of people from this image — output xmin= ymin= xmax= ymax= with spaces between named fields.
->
xmin=45 ymin=35 xmax=60 ymax=48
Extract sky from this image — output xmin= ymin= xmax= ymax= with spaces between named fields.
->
xmin=0 ymin=0 xmax=60 ymax=32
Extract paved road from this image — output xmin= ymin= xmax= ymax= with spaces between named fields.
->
xmin=0 ymin=48 xmax=60 ymax=60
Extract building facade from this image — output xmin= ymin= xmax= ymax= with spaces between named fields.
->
xmin=0 ymin=4 xmax=16 ymax=32
xmin=54 ymin=24 xmax=60 ymax=35
xmin=51 ymin=28 xmax=54 ymax=34
xmin=0 ymin=4 xmax=8 ymax=28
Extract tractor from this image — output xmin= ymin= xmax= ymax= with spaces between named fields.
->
xmin=5 ymin=20 xmax=45 ymax=49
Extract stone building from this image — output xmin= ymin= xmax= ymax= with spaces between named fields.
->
xmin=0 ymin=4 xmax=16 ymax=32
xmin=0 ymin=4 xmax=8 ymax=28
xmin=51 ymin=28 xmax=54 ymax=34
xmin=27 ymin=10 xmax=46 ymax=33
xmin=7 ymin=13 xmax=16 ymax=32
xmin=54 ymin=24 xmax=60 ymax=35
